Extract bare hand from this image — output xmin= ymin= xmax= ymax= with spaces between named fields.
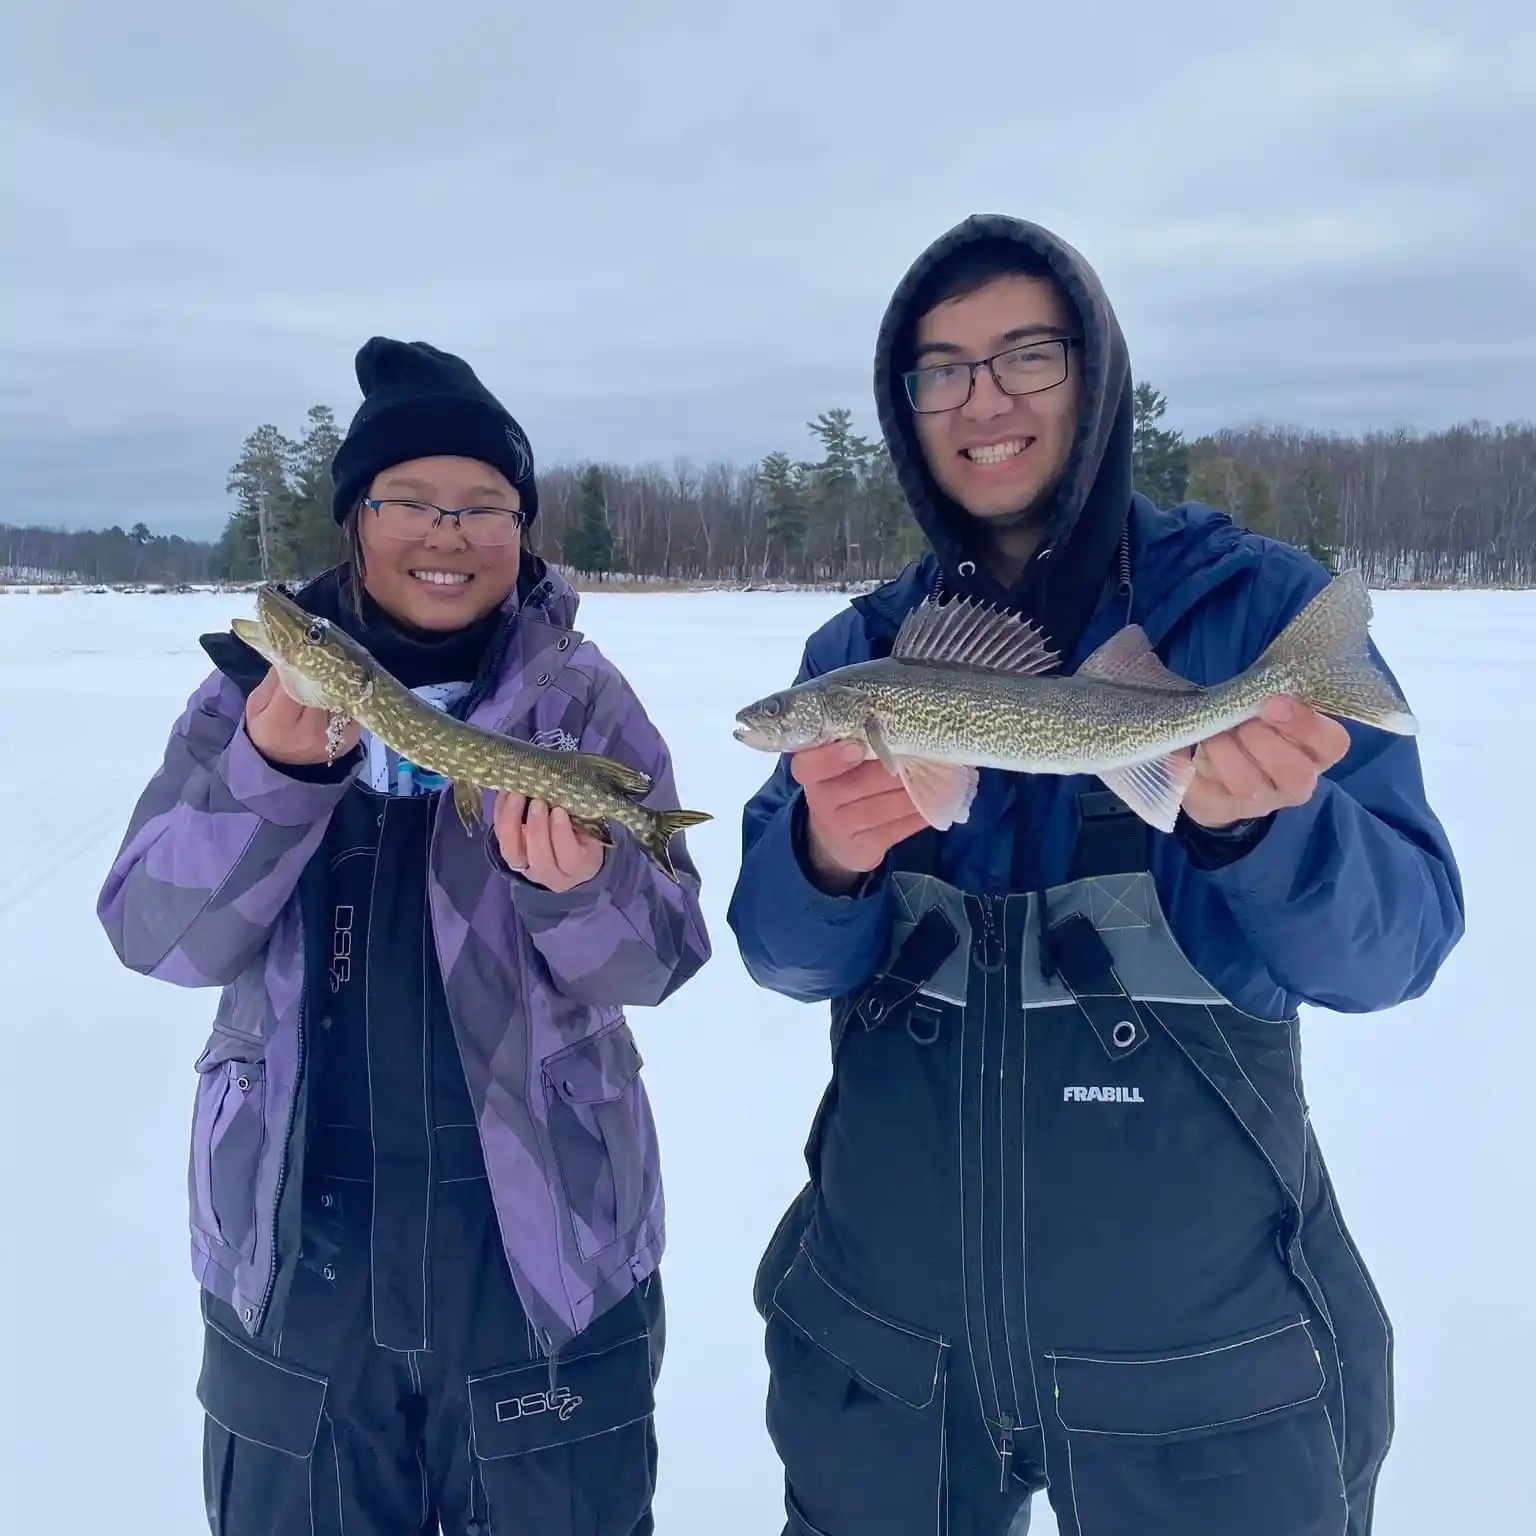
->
xmin=1182 ymin=697 xmax=1351 ymax=829
xmin=493 ymin=792 xmax=605 ymax=892
xmin=790 ymin=740 xmax=929 ymax=893
xmin=244 ymin=668 xmax=360 ymax=767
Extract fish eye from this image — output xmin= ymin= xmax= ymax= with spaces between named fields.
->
xmin=305 ymin=621 xmax=326 ymax=645
xmin=762 ymin=698 xmax=781 ymax=717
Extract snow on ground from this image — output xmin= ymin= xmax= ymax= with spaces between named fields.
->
xmin=0 ymin=585 xmax=1530 ymax=1533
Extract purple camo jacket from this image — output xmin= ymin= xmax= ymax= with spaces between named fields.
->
xmin=97 ymin=570 xmax=710 ymax=1351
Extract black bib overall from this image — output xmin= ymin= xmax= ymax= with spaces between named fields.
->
xmin=755 ymin=792 xmax=1392 ymax=1536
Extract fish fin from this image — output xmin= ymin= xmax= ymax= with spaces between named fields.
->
xmin=894 ymin=756 xmax=979 ymax=831
xmin=1098 ymin=751 xmax=1198 ymax=834
xmin=1252 ymin=570 xmax=1418 ymax=735
xmin=636 ymin=808 xmax=713 ymax=883
xmin=570 ymin=816 xmax=615 ymax=847
xmin=451 ymin=778 xmax=488 ymax=833
xmin=1077 ymin=626 xmax=1199 ymax=692
xmin=892 ymin=595 xmax=1060 ymax=676
xmin=864 ymin=717 xmax=898 ymax=774
xmin=573 ymin=750 xmax=654 ymax=800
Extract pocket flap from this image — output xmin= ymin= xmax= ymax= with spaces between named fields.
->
xmin=542 ymin=1023 xmax=643 ymax=1106
xmin=194 ymin=1030 xmax=266 ymax=1077
xmin=769 ymin=1246 xmax=947 ymax=1411
xmin=1048 ymin=1316 xmax=1325 ymax=1437
xmin=197 ymin=1309 xmax=327 ymax=1458
xmin=468 ymin=1332 xmax=655 ymax=1460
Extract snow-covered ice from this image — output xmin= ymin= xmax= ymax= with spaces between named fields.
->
xmin=0 ymin=586 xmax=1529 ymax=1532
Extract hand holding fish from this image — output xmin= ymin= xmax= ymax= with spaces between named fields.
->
xmin=1181 ymin=696 xmax=1352 ymax=829
xmin=493 ymin=791 xmax=606 ymax=892
xmin=232 ymin=586 xmax=710 ymax=882
xmin=245 ymin=668 xmax=361 ymax=767
xmin=791 ymin=739 xmax=930 ymax=893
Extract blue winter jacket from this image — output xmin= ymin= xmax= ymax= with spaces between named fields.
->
xmin=728 ymin=494 xmax=1465 ymax=1022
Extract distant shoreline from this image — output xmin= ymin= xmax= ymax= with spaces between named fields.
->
xmin=4 ymin=577 xmax=1532 ymax=597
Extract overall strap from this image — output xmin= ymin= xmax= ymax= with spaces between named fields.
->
xmin=1037 ymin=788 xmax=1155 ymax=1063
xmin=1068 ymin=788 xmax=1150 ymax=880
xmin=830 ymin=826 xmax=954 ymax=1057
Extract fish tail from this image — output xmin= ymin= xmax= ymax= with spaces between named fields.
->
xmin=1249 ymin=569 xmax=1417 ymax=735
xmin=636 ymin=808 xmax=712 ymax=883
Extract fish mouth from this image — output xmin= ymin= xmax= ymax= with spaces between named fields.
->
xmin=231 ymin=616 xmax=274 ymax=659
xmin=732 ymin=720 xmax=773 ymax=749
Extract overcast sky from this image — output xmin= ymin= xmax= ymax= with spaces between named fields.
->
xmin=1 ymin=0 xmax=1531 ymax=536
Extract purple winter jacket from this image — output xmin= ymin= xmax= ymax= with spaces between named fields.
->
xmin=97 ymin=568 xmax=710 ymax=1352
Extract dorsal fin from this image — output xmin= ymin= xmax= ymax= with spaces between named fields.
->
xmin=575 ymin=750 xmax=654 ymax=800
xmin=1077 ymin=626 xmax=1198 ymax=692
xmin=892 ymin=596 xmax=1059 ymax=677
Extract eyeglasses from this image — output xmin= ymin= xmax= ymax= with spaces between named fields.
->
xmin=362 ymin=498 xmax=527 ymax=547
xmin=902 ymin=337 xmax=1079 ymax=414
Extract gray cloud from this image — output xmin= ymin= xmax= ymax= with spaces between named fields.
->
xmin=1 ymin=0 xmax=1531 ymax=536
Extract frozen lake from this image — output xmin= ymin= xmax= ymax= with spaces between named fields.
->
xmin=0 ymin=584 xmax=1529 ymax=1532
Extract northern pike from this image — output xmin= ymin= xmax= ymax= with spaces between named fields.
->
xmin=732 ymin=568 xmax=1415 ymax=834
xmin=232 ymin=583 xmax=710 ymax=880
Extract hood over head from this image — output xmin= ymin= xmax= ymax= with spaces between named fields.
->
xmin=873 ymin=213 xmax=1135 ymax=660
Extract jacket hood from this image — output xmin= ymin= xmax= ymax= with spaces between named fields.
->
xmin=873 ymin=213 xmax=1135 ymax=659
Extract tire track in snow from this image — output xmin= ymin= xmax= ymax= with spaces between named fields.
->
xmin=0 ymin=803 xmax=124 ymax=920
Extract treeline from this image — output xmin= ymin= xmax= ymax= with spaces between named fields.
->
xmin=212 ymin=403 xmax=927 ymax=586
xmin=1131 ymin=385 xmax=1536 ymax=587
xmin=216 ymin=386 xmax=1534 ymax=588
xmin=0 ymin=520 xmax=215 ymax=585
xmin=9 ymin=388 xmax=1535 ymax=588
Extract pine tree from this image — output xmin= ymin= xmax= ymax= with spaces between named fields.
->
xmin=1185 ymin=437 xmax=1243 ymax=511
xmin=1132 ymin=382 xmax=1190 ymax=507
xmin=1236 ymin=467 xmax=1279 ymax=537
xmin=804 ymin=408 xmax=874 ymax=575
xmin=757 ymin=451 xmax=807 ymax=579
xmin=227 ymin=424 xmax=299 ymax=579
xmin=562 ymin=465 xmax=620 ymax=577
xmin=286 ymin=406 xmax=345 ymax=574
xmin=863 ymin=444 xmax=922 ymax=572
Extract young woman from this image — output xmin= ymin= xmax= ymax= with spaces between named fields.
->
xmin=98 ymin=337 xmax=711 ymax=1535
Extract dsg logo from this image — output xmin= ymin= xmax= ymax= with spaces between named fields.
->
xmin=494 ymin=1385 xmax=583 ymax=1424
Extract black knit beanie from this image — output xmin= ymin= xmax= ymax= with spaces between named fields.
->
xmin=329 ymin=337 xmax=539 ymax=526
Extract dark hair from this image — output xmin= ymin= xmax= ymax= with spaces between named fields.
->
xmin=903 ymin=241 xmax=1071 ymax=373
xmin=341 ymin=501 xmax=538 ymax=621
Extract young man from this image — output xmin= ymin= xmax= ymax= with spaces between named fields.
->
xmin=728 ymin=216 xmax=1464 ymax=1536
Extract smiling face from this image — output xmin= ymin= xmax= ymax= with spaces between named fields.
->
xmin=356 ymin=455 xmax=524 ymax=631
xmin=909 ymin=273 xmax=1081 ymax=563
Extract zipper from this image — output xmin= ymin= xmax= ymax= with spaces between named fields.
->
xmin=424 ymin=796 xmax=554 ymax=1366
xmin=976 ymin=894 xmax=1004 ymax=973
xmin=256 ymin=991 xmax=306 ymax=1330
xmin=998 ymin=1414 xmax=1016 ymax=1491
xmin=255 ymin=856 xmax=328 ymax=1332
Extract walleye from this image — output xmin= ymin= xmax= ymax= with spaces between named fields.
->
xmin=732 ymin=568 xmax=1416 ymax=834
xmin=232 ymin=583 xmax=710 ymax=881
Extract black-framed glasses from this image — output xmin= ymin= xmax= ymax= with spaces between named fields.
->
xmin=362 ymin=498 xmax=527 ymax=547
xmin=902 ymin=337 xmax=1080 ymax=414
